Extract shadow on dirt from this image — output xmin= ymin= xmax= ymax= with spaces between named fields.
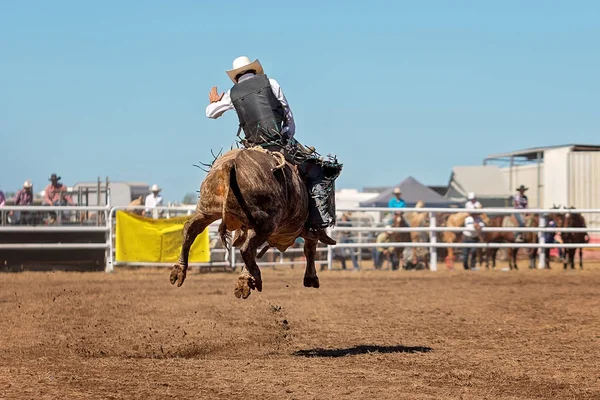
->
xmin=293 ymin=344 xmax=432 ymax=358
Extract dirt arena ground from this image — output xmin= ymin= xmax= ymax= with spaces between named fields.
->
xmin=1 ymin=261 xmax=599 ymax=400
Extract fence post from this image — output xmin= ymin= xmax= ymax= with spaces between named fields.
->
xmin=429 ymin=212 xmax=437 ymax=271
xmin=106 ymin=207 xmax=114 ymax=273
xmin=230 ymin=244 xmax=236 ymax=270
xmin=538 ymin=214 xmax=546 ymax=269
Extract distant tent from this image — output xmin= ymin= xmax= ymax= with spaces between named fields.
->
xmin=359 ymin=176 xmax=460 ymax=208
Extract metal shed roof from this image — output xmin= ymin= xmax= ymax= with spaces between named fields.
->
xmin=485 ymin=144 xmax=600 ymax=161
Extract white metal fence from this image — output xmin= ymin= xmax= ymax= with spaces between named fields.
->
xmin=1 ymin=205 xmax=598 ymax=272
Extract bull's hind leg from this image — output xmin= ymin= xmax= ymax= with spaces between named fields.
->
xmin=170 ymin=212 xmax=216 ymax=287
xmin=234 ymin=226 xmax=273 ymax=299
xmin=302 ymin=236 xmax=320 ymax=288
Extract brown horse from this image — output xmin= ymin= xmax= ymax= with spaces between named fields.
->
xmin=480 ymin=215 xmax=516 ymax=269
xmin=390 ymin=213 xmax=412 ymax=269
xmin=502 ymin=213 xmax=540 ymax=269
xmin=560 ymin=207 xmax=589 ymax=270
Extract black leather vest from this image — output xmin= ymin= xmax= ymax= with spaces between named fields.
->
xmin=230 ymin=74 xmax=285 ymax=144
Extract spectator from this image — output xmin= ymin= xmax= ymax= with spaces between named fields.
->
xmin=43 ymin=174 xmax=74 ymax=206
xmin=513 ymin=185 xmax=528 ymax=242
xmin=388 ymin=187 xmax=405 ymax=208
xmin=335 ymin=213 xmax=360 ymax=271
xmin=374 ymin=225 xmax=399 ymax=270
xmin=403 ymin=247 xmax=428 ymax=270
xmin=0 ymin=187 xmax=5 ymax=207
xmin=144 ymin=184 xmax=164 ymax=219
xmin=386 ymin=187 xmax=405 ymax=224
xmin=462 ymin=208 xmax=485 ymax=270
xmin=465 ymin=192 xmax=482 ymax=209
xmin=543 ymin=214 xmax=564 ymax=263
xmin=12 ymin=180 xmax=34 ymax=225
xmin=43 ymin=174 xmax=74 ymax=223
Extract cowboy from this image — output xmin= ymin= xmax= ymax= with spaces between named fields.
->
xmin=144 ymin=184 xmax=163 ymax=219
xmin=513 ymin=185 xmax=528 ymax=242
xmin=11 ymin=180 xmax=34 ymax=225
xmin=385 ymin=187 xmax=405 ymax=225
xmin=205 ymin=56 xmax=341 ymax=245
xmin=388 ymin=188 xmax=406 ymax=208
xmin=465 ymin=192 xmax=482 ymax=209
xmin=43 ymin=174 xmax=73 ymax=206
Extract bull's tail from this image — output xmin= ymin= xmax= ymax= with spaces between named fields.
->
xmin=218 ymin=175 xmax=231 ymax=252
xmin=228 ymin=161 xmax=257 ymax=227
xmin=218 ymin=161 xmax=257 ymax=251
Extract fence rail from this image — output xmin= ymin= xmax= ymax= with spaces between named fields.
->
xmin=1 ymin=205 xmax=598 ymax=272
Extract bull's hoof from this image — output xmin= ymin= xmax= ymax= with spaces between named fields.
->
xmin=234 ymin=274 xmax=262 ymax=298
xmin=303 ymin=276 xmax=320 ymax=288
xmin=170 ymin=264 xmax=187 ymax=287
xmin=234 ymin=275 xmax=252 ymax=299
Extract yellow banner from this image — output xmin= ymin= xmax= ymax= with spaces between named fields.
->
xmin=115 ymin=211 xmax=210 ymax=263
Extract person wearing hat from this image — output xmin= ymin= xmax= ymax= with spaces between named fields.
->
xmin=144 ymin=184 xmax=163 ymax=219
xmin=204 ymin=55 xmax=342 ymax=246
xmin=465 ymin=192 xmax=482 ymax=210
xmin=43 ymin=174 xmax=73 ymax=206
xmin=206 ymin=56 xmax=295 ymax=145
xmin=462 ymin=206 xmax=485 ymax=270
xmin=513 ymin=185 xmax=529 ymax=242
xmin=11 ymin=180 xmax=34 ymax=225
xmin=388 ymin=187 xmax=406 ymax=208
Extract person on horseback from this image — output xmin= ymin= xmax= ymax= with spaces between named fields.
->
xmin=513 ymin=185 xmax=528 ymax=242
xmin=205 ymin=56 xmax=342 ymax=245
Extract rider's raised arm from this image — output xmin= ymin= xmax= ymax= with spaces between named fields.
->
xmin=268 ymin=78 xmax=295 ymax=138
xmin=206 ymin=90 xmax=234 ymax=119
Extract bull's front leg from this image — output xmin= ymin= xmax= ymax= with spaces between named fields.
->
xmin=302 ymin=236 xmax=320 ymax=288
xmin=170 ymin=212 xmax=213 ymax=287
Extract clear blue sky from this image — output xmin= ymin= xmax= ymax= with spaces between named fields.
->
xmin=2 ymin=1 xmax=599 ymax=201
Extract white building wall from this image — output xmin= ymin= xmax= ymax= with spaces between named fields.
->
xmin=501 ymin=164 xmax=543 ymax=207
xmin=542 ymin=147 xmax=570 ymax=208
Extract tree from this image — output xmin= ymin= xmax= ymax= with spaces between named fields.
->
xmin=182 ymin=192 xmax=198 ymax=205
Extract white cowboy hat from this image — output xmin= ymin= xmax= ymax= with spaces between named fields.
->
xmin=467 ymin=192 xmax=475 ymax=200
xmin=151 ymin=184 xmax=161 ymax=192
xmin=226 ymin=56 xmax=264 ymax=83
xmin=393 ymin=187 xmax=401 ymax=194
xmin=23 ymin=180 xmax=32 ymax=188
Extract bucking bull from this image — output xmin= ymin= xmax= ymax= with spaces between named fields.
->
xmin=170 ymin=147 xmax=336 ymax=299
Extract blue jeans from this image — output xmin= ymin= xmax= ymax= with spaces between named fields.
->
xmin=338 ymin=237 xmax=359 ymax=270
xmin=514 ymin=212 xmax=525 ymax=226
xmin=514 ymin=212 xmax=525 ymax=238
xmin=463 ymin=236 xmax=478 ymax=270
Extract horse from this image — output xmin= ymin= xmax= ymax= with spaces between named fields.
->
xmin=560 ymin=207 xmax=589 ymax=270
xmin=390 ymin=212 xmax=412 ymax=270
xmin=502 ymin=213 xmax=540 ymax=269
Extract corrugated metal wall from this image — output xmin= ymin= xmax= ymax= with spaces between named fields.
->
xmin=501 ymin=164 xmax=543 ymax=207
xmin=568 ymin=152 xmax=600 ymax=209
xmin=568 ymin=152 xmax=600 ymax=243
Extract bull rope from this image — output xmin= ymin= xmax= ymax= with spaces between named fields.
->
xmin=248 ymin=146 xmax=286 ymax=172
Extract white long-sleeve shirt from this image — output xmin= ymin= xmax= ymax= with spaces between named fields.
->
xmin=463 ymin=215 xmax=485 ymax=237
xmin=205 ymin=72 xmax=296 ymax=137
